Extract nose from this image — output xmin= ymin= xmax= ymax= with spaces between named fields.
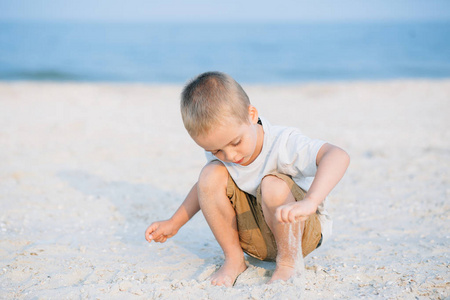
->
xmin=223 ymin=149 xmax=237 ymax=162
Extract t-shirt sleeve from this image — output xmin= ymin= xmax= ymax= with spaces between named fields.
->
xmin=277 ymin=131 xmax=326 ymax=178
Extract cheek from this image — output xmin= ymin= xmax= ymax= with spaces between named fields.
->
xmin=242 ymin=136 xmax=257 ymax=154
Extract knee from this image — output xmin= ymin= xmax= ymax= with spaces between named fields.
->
xmin=260 ymin=175 xmax=291 ymax=207
xmin=198 ymin=161 xmax=229 ymax=193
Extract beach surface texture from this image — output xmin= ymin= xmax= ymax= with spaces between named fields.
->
xmin=0 ymin=80 xmax=448 ymax=299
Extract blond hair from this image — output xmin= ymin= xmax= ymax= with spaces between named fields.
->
xmin=181 ymin=71 xmax=250 ymax=137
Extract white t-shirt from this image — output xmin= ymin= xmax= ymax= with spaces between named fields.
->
xmin=205 ymin=116 xmax=332 ymax=243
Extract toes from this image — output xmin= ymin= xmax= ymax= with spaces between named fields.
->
xmin=210 ymin=276 xmax=233 ymax=287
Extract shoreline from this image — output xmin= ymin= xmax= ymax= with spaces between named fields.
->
xmin=1 ymin=76 xmax=450 ymax=85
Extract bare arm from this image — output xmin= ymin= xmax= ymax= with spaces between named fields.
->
xmin=307 ymin=143 xmax=350 ymax=209
xmin=145 ymin=182 xmax=200 ymax=243
xmin=276 ymin=143 xmax=350 ymax=223
xmin=170 ymin=183 xmax=201 ymax=228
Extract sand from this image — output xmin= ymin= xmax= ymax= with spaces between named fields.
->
xmin=0 ymin=79 xmax=448 ymax=299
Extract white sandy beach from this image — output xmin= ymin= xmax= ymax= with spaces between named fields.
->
xmin=0 ymin=79 xmax=449 ymax=299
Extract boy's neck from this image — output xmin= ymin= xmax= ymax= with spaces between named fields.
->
xmin=243 ymin=121 xmax=264 ymax=166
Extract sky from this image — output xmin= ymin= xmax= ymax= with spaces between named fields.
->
xmin=1 ymin=0 xmax=450 ymax=23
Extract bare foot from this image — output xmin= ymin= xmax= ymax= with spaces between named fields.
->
xmin=267 ymin=264 xmax=296 ymax=284
xmin=209 ymin=259 xmax=247 ymax=287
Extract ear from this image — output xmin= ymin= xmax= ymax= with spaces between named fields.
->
xmin=248 ymin=105 xmax=259 ymax=124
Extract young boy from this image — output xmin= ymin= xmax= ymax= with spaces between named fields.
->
xmin=145 ymin=71 xmax=350 ymax=287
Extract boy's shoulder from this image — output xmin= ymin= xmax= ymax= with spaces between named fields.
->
xmin=260 ymin=117 xmax=306 ymax=140
xmin=261 ymin=116 xmax=325 ymax=154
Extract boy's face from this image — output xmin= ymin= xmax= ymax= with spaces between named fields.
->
xmin=193 ymin=106 xmax=263 ymax=166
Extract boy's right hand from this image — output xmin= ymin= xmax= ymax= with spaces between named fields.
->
xmin=145 ymin=219 xmax=179 ymax=243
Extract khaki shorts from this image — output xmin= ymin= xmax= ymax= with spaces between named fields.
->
xmin=227 ymin=173 xmax=322 ymax=261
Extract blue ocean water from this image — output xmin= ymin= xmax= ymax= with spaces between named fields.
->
xmin=0 ymin=21 xmax=449 ymax=83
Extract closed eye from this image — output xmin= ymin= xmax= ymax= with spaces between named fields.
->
xmin=232 ymin=140 xmax=241 ymax=147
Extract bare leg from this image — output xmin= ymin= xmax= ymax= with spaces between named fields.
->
xmin=197 ymin=162 xmax=247 ymax=287
xmin=260 ymin=175 xmax=306 ymax=284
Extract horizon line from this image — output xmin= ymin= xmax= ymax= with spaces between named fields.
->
xmin=1 ymin=18 xmax=450 ymax=24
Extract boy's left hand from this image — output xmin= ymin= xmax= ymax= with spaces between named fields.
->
xmin=275 ymin=198 xmax=318 ymax=223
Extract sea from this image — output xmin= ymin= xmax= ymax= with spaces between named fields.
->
xmin=0 ymin=21 xmax=449 ymax=83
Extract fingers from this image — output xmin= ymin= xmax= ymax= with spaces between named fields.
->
xmin=279 ymin=207 xmax=291 ymax=223
xmin=145 ymin=223 xmax=164 ymax=243
xmin=275 ymin=204 xmax=308 ymax=224
xmin=274 ymin=207 xmax=282 ymax=223
xmin=153 ymin=234 xmax=168 ymax=243
xmin=288 ymin=210 xmax=297 ymax=223
xmin=145 ymin=223 xmax=157 ymax=242
xmin=145 ymin=222 xmax=170 ymax=243
xmin=275 ymin=205 xmax=294 ymax=223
